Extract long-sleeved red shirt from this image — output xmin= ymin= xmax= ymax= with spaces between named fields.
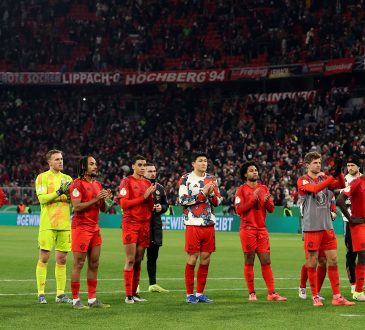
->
xmin=235 ymin=183 xmax=274 ymax=230
xmin=118 ymin=175 xmax=154 ymax=223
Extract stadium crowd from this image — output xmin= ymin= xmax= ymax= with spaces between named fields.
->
xmin=1 ymin=0 xmax=365 ymax=71
xmin=1 ymin=85 xmax=364 ymax=207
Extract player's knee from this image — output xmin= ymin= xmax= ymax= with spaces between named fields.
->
xmin=74 ymin=258 xmax=86 ymax=270
xmin=89 ymin=259 xmax=99 ymax=271
xmin=327 ymin=256 xmax=338 ymax=266
xmin=318 ymin=257 xmax=327 ymax=268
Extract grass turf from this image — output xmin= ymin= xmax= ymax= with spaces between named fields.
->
xmin=0 ymin=226 xmax=364 ymax=329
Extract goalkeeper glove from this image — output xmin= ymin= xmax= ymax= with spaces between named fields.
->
xmin=333 ymin=158 xmax=343 ymax=178
xmin=104 ymin=197 xmax=114 ymax=208
xmin=56 ymin=181 xmax=71 ymax=196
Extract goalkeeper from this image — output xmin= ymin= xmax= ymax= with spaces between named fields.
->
xmin=35 ymin=150 xmax=73 ymax=304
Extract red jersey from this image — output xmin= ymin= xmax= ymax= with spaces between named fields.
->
xmin=343 ymin=176 xmax=365 ymax=218
xmin=297 ymin=173 xmax=345 ymax=196
xmin=118 ymin=175 xmax=154 ymax=223
xmin=234 ymin=183 xmax=274 ymax=230
xmin=0 ymin=187 xmax=5 ymax=208
xmin=70 ymin=178 xmax=103 ymax=231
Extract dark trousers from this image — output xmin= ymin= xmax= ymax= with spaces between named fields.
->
xmin=345 ymin=222 xmax=357 ymax=284
xmin=147 ymin=244 xmax=160 ymax=285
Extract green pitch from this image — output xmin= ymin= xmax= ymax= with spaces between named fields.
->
xmin=0 ymin=227 xmax=364 ymax=329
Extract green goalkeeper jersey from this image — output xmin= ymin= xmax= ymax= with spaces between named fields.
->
xmin=35 ymin=170 xmax=72 ymax=231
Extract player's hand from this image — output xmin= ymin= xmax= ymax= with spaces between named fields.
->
xmin=56 ymin=181 xmax=71 ymax=196
xmin=202 ymin=182 xmax=214 ymax=195
xmin=349 ymin=217 xmax=365 ymax=224
xmin=331 ymin=212 xmax=337 ymax=220
xmin=253 ymin=188 xmax=261 ymax=200
xmin=318 ymin=172 xmax=326 ymax=177
xmin=333 ymin=158 xmax=343 ymax=178
xmin=144 ymin=183 xmax=156 ymax=199
xmin=104 ymin=197 xmax=114 ymax=208
xmin=154 ymin=204 xmax=162 ymax=212
xmin=263 ymin=193 xmax=272 ymax=202
xmin=96 ymin=189 xmax=109 ymax=200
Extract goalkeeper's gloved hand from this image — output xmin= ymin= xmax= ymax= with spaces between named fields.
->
xmin=104 ymin=197 xmax=114 ymax=208
xmin=333 ymin=158 xmax=343 ymax=178
xmin=56 ymin=181 xmax=71 ymax=196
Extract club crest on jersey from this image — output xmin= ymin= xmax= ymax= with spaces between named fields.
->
xmin=120 ymin=188 xmax=127 ymax=196
xmin=344 ymin=186 xmax=351 ymax=193
xmin=315 ymin=191 xmax=327 ymax=206
xmin=72 ymin=188 xmax=80 ymax=197
xmin=302 ymin=180 xmax=309 ymax=185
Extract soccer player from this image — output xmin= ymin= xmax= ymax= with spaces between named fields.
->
xmin=178 ymin=152 xmax=222 ymax=304
xmin=298 ymin=192 xmax=337 ymax=300
xmin=70 ymin=156 xmax=111 ymax=309
xmin=235 ymin=161 xmax=287 ymax=302
xmin=119 ymin=155 xmax=156 ymax=304
xmin=144 ymin=163 xmax=169 ymax=293
xmin=35 ymin=149 xmax=73 ymax=304
xmin=297 ymin=151 xmax=354 ymax=306
xmin=340 ymin=155 xmax=362 ymax=293
xmin=337 ymin=170 xmax=365 ymax=301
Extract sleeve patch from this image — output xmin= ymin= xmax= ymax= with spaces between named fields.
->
xmin=235 ymin=196 xmax=241 ymax=204
xmin=120 ymin=188 xmax=127 ymax=196
xmin=72 ymin=188 xmax=80 ymax=198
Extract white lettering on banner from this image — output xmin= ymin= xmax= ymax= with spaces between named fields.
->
xmin=62 ymin=72 xmax=120 ymax=85
xmin=161 ymin=216 xmax=234 ymax=231
xmin=248 ymin=90 xmax=317 ymax=104
xmin=16 ymin=215 xmax=40 ymax=226
xmin=124 ymin=70 xmax=226 ymax=85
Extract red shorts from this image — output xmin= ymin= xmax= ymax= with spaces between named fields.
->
xmin=305 ymin=249 xmax=326 ymax=259
xmin=185 ymin=225 xmax=215 ymax=253
xmin=349 ymin=223 xmax=365 ymax=252
xmin=304 ymin=230 xmax=337 ymax=252
xmin=240 ymin=229 xmax=270 ymax=253
xmin=122 ymin=221 xmax=150 ymax=247
xmin=72 ymin=228 xmax=102 ymax=252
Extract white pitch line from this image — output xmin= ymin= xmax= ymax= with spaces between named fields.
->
xmin=0 ymin=286 xmax=332 ymax=296
xmin=339 ymin=314 xmax=363 ymax=317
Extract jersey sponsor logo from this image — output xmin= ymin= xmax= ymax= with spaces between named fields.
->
xmin=72 ymin=188 xmax=80 ymax=197
xmin=235 ymin=196 xmax=241 ymax=204
xmin=120 ymin=188 xmax=127 ymax=196
xmin=37 ymin=185 xmax=45 ymax=193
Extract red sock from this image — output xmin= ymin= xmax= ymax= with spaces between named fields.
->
xmin=355 ymin=264 xmax=365 ymax=293
xmin=196 ymin=264 xmax=209 ymax=293
xmin=185 ymin=263 xmax=195 ymax=295
xmin=307 ymin=267 xmax=318 ymax=296
xmin=132 ymin=265 xmax=141 ymax=295
xmin=261 ymin=263 xmax=275 ymax=294
xmin=87 ymin=279 xmax=97 ymax=299
xmin=71 ymin=281 xmax=80 ymax=299
xmin=244 ymin=264 xmax=255 ymax=293
xmin=299 ymin=264 xmax=308 ymax=288
xmin=328 ymin=265 xmax=341 ymax=295
xmin=124 ymin=269 xmax=134 ymax=297
xmin=316 ymin=265 xmax=326 ymax=293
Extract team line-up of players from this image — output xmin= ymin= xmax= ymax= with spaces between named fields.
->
xmin=33 ymin=150 xmax=365 ymax=308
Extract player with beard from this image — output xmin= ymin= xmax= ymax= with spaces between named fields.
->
xmin=339 ymin=155 xmax=362 ymax=294
xmin=235 ymin=161 xmax=287 ymax=302
xmin=297 ymin=151 xmax=353 ymax=307
xmin=337 ymin=156 xmax=365 ymax=301
xmin=69 ymin=156 xmax=112 ymax=309
xmin=144 ymin=163 xmax=169 ymax=293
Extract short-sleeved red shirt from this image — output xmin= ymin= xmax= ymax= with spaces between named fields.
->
xmin=70 ymin=178 xmax=103 ymax=231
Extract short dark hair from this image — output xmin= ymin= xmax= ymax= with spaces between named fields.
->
xmin=46 ymin=149 xmax=62 ymax=160
xmin=304 ymin=152 xmax=321 ymax=164
xmin=78 ymin=155 xmax=93 ymax=178
xmin=240 ymin=161 xmax=259 ymax=181
xmin=192 ymin=151 xmax=208 ymax=163
xmin=146 ymin=162 xmax=155 ymax=167
xmin=132 ymin=155 xmax=146 ymax=165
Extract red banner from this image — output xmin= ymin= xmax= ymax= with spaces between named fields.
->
xmin=0 ymin=72 xmax=121 ymax=85
xmin=302 ymin=61 xmax=324 ymax=74
xmin=248 ymin=90 xmax=317 ymax=104
xmin=230 ymin=67 xmax=268 ymax=80
xmin=324 ymin=58 xmax=354 ymax=76
xmin=124 ymin=70 xmax=228 ymax=85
